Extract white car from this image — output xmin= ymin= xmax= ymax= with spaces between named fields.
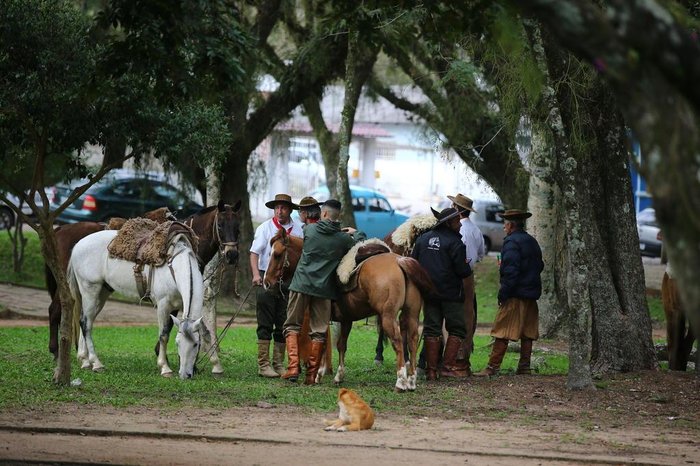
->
xmin=637 ymin=208 xmax=662 ymax=257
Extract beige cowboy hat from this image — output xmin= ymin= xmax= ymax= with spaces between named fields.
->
xmin=298 ymin=196 xmax=320 ymax=209
xmin=498 ymin=209 xmax=532 ymax=220
xmin=447 ymin=193 xmax=476 ymax=212
xmin=265 ymin=193 xmax=298 ymax=210
xmin=430 ymin=206 xmax=461 ymax=226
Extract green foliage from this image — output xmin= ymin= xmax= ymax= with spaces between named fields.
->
xmin=0 ymin=0 xmax=99 ymax=186
xmin=0 ymin=230 xmax=44 ymax=287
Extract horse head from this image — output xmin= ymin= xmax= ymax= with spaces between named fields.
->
xmin=171 ymin=315 xmax=203 ymax=379
xmin=215 ymin=200 xmax=241 ymax=265
xmin=263 ymin=227 xmax=304 ymax=290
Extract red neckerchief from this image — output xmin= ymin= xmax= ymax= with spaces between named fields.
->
xmin=307 ymin=219 xmax=319 ymax=224
xmin=272 ymin=216 xmax=293 ymax=234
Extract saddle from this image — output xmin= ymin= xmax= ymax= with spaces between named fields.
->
xmin=106 ymin=207 xmax=175 ymax=230
xmin=108 ymin=218 xmax=198 ymax=301
xmin=389 ymin=213 xmax=436 ymax=255
xmin=336 ymin=239 xmax=390 ymax=293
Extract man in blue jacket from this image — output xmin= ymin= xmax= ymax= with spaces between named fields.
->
xmin=475 ymin=209 xmax=544 ymax=377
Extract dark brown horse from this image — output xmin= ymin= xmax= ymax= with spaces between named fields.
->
xmin=263 ymin=227 xmax=435 ymax=391
xmin=46 ymin=200 xmax=241 ymax=364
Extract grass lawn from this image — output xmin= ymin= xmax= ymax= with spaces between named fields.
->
xmin=0 ymin=324 xmax=569 ymax=412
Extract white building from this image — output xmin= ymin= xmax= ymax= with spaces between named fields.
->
xmin=249 ymin=85 xmax=497 ymax=221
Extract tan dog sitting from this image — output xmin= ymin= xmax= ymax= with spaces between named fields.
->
xmin=324 ymin=388 xmax=375 ymax=432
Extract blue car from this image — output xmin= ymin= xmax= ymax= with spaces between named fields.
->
xmin=310 ymin=185 xmax=409 ymax=239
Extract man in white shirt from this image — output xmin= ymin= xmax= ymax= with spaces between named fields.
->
xmin=250 ymin=193 xmax=304 ymax=377
xmin=448 ymin=193 xmax=485 ymax=357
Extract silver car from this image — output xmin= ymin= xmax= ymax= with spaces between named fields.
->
xmin=637 ymin=208 xmax=662 ymax=257
xmin=440 ymin=198 xmax=506 ymax=252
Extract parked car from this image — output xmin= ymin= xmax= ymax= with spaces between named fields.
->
xmin=439 ymin=198 xmax=506 ymax=252
xmin=49 ymin=170 xmax=203 ymax=224
xmin=0 ymin=191 xmax=43 ymax=229
xmin=637 ymin=207 xmax=662 ymax=257
xmin=309 ymin=185 xmax=409 ymax=239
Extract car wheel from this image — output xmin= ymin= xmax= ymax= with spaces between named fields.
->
xmin=0 ymin=207 xmax=15 ymax=230
xmin=483 ymin=236 xmax=491 ymax=253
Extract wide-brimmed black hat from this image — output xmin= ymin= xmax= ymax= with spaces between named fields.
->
xmin=265 ymin=193 xmax=298 ymax=210
xmin=430 ymin=206 xmax=461 ymax=226
xmin=498 ymin=209 xmax=532 ymax=220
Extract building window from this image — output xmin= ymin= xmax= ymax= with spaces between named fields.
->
xmin=376 ymin=145 xmax=396 ymax=161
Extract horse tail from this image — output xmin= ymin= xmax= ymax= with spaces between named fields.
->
xmin=396 ymin=256 xmax=436 ymax=297
xmin=45 ymin=264 xmax=58 ymax=299
xmin=66 ymin=260 xmax=82 ymax=347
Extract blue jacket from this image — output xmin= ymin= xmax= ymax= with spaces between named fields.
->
xmin=412 ymin=225 xmax=472 ymax=302
xmin=498 ymin=229 xmax=544 ymax=303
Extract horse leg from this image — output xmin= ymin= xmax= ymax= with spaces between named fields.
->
xmin=80 ymin=286 xmax=108 ymax=372
xmin=202 ymin=305 xmax=224 ymax=375
xmin=156 ymin=304 xmax=174 ymax=377
xmin=333 ymin=321 xmax=352 ymax=385
xmin=382 ymin=314 xmax=408 ymax=392
xmin=48 ymin=295 xmax=61 ymax=359
xmin=77 ymin=330 xmax=90 ymax=369
xmin=400 ymin=311 xmax=420 ymax=391
xmin=374 ymin=321 xmax=385 ymax=366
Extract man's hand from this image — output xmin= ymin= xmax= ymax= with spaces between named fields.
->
xmin=252 ymin=272 xmax=263 ymax=286
xmin=342 ymin=227 xmax=357 ymax=234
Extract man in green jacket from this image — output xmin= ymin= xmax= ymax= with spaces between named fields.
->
xmin=281 ymin=199 xmax=366 ymax=384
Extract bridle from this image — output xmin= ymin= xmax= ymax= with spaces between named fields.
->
xmin=213 ymin=208 xmax=239 ymax=255
xmin=269 ymin=234 xmax=290 ymax=296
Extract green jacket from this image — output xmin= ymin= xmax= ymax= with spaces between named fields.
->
xmin=289 ymin=219 xmax=366 ymax=300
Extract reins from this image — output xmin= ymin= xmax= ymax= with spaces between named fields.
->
xmin=195 ymin=283 xmax=255 ymax=367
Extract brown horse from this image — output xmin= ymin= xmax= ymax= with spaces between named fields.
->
xmin=661 ymin=271 xmax=696 ymax=370
xmin=46 ymin=200 xmax=241 ymax=366
xmin=262 ymin=228 xmax=333 ymax=382
xmin=263 ymin=227 xmax=435 ymax=391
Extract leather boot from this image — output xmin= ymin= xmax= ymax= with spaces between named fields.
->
xmin=474 ymin=338 xmax=509 ymax=377
xmin=272 ymin=341 xmax=286 ymax=376
xmin=282 ymin=333 xmax=300 ymax=382
xmin=440 ymin=336 xmax=470 ymax=378
xmin=304 ymin=340 xmax=325 ymax=385
xmin=424 ymin=336 xmax=442 ymax=381
xmin=257 ymin=340 xmax=280 ymax=378
xmin=516 ymin=338 xmax=533 ymax=375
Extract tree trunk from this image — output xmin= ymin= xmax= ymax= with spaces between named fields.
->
xmin=335 ymin=28 xmax=378 ymax=228
xmin=202 ymin=168 xmax=223 ymax=362
xmin=35 ymin=219 xmax=74 ymax=385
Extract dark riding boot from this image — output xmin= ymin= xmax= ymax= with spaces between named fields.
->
xmin=257 ymin=340 xmax=279 ymax=378
xmin=516 ymin=338 xmax=533 ymax=375
xmin=304 ymin=340 xmax=325 ymax=385
xmin=440 ymin=336 xmax=470 ymax=378
xmin=272 ymin=341 xmax=286 ymax=376
xmin=424 ymin=336 xmax=442 ymax=381
xmin=474 ymin=338 xmax=509 ymax=377
xmin=282 ymin=333 xmax=300 ymax=382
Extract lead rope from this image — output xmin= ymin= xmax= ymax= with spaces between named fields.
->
xmin=196 ymin=283 xmax=255 ymax=368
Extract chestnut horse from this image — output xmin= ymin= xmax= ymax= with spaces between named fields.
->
xmin=46 ymin=200 xmax=241 ymax=373
xmin=263 ymin=227 xmax=435 ymax=391
xmin=262 ymin=229 xmax=333 ymax=382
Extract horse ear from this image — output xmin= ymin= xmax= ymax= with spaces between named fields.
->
xmin=232 ymin=200 xmax=242 ymax=213
xmin=217 ymin=200 xmax=226 ymax=212
xmin=171 ymin=315 xmax=181 ymax=327
xmin=192 ymin=316 xmax=204 ymax=332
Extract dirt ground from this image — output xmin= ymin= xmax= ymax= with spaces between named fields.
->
xmin=2 ymin=277 xmax=699 ymax=465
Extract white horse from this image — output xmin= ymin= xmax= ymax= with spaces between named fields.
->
xmin=67 ymin=229 xmax=204 ymax=379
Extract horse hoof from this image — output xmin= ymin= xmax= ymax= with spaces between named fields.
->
xmin=211 ymin=371 xmax=224 ymax=379
xmin=161 ymin=371 xmax=174 ymax=378
xmin=374 ymin=359 xmax=383 ymax=367
xmin=80 ymin=361 xmax=92 ymax=370
xmin=394 ymin=386 xmax=406 ymax=393
xmin=91 ymin=366 xmax=105 ymax=373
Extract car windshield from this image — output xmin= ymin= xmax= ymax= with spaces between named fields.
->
xmin=636 ymin=208 xmax=657 ymax=226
